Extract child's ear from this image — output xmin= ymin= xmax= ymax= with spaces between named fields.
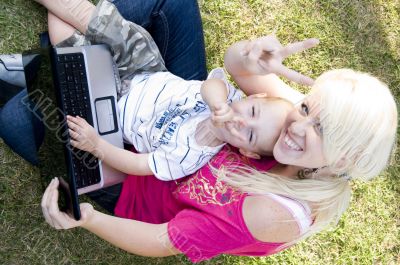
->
xmin=247 ymin=93 xmax=267 ymax=99
xmin=239 ymin=148 xmax=261 ymax=159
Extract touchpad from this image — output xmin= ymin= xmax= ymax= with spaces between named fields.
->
xmin=95 ymin=96 xmax=118 ymax=135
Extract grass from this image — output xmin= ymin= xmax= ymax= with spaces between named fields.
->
xmin=0 ymin=0 xmax=399 ymax=264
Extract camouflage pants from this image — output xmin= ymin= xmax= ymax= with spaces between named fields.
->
xmin=56 ymin=0 xmax=167 ymax=98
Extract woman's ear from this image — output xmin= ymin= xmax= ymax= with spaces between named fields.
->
xmin=239 ymin=148 xmax=261 ymax=159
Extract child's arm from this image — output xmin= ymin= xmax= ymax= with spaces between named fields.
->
xmin=201 ymin=78 xmax=229 ymax=111
xmin=66 ymin=116 xmax=152 ymax=176
xmin=224 ymin=35 xmax=318 ymax=103
xmin=200 ymin=78 xmax=236 ymax=125
xmin=96 ymin=137 xmax=151 ymax=176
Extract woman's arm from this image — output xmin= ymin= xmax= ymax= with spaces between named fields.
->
xmin=42 ymin=178 xmax=180 ymax=257
xmin=83 ymin=211 xmax=179 ymax=257
xmin=232 ymin=72 xmax=305 ymax=104
xmin=242 ymin=195 xmax=300 ymax=243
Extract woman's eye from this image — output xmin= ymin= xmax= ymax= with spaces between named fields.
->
xmin=301 ymin=103 xmax=309 ymax=115
xmin=249 ymin=130 xmax=253 ymax=143
xmin=252 ymin=106 xmax=255 ymax=117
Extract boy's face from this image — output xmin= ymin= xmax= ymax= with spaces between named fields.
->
xmin=223 ymin=97 xmax=294 ymax=159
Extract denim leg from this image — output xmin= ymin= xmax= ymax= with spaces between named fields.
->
xmin=0 ymin=89 xmax=45 ymax=165
xmin=111 ymin=0 xmax=207 ymax=80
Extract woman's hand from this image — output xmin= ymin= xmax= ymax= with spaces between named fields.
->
xmin=67 ymin=115 xmax=100 ymax=154
xmin=240 ymin=35 xmax=319 ymax=86
xmin=41 ymin=178 xmax=94 ymax=229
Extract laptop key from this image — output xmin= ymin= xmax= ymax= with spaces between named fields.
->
xmin=58 ymin=64 xmax=65 ymax=75
xmin=79 ymin=71 xmax=87 ymax=81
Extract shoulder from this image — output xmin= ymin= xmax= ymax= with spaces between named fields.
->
xmin=242 ymin=195 xmax=301 ymax=243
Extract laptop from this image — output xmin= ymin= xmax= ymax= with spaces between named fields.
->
xmin=23 ymin=45 xmax=125 ymax=220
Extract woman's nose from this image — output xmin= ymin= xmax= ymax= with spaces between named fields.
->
xmin=289 ymin=117 xmax=312 ymax=137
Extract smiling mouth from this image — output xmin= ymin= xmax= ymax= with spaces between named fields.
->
xmin=283 ymin=132 xmax=303 ymax=151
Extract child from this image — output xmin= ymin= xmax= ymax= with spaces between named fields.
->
xmin=38 ymin=0 xmax=294 ymax=181
xmin=67 ymin=71 xmax=293 ymax=181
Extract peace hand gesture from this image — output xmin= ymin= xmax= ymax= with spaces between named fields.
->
xmin=241 ymin=35 xmax=319 ymax=86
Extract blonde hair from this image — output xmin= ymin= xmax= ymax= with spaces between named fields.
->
xmin=315 ymin=69 xmax=397 ymax=180
xmin=217 ymin=69 xmax=397 ymax=248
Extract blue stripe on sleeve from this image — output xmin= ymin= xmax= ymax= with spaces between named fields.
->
xmin=152 ymin=153 xmax=158 ymax=173
xmin=121 ymin=94 xmax=130 ymax=136
xmin=180 ymin=137 xmax=191 ymax=164
xmin=165 ymin=152 xmax=174 ymax=181
xmin=154 ymin=83 xmax=167 ymax=104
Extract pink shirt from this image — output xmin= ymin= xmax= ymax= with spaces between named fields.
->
xmin=115 ymin=145 xmax=312 ymax=262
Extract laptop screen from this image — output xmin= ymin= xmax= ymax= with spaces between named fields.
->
xmin=22 ymin=48 xmax=79 ymax=218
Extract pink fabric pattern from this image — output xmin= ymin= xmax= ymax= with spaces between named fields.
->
xmin=114 ymin=145 xmax=291 ymax=262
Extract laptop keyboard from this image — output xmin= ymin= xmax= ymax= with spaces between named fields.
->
xmin=57 ymin=53 xmax=101 ymax=189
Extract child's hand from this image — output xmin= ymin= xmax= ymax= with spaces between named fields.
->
xmin=66 ymin=115 xmax=100 ymax=154
xmin=212 ymin=102 xmax=247 ymax=142
xmin=241 ymin=35 xmax=319 ymax=86
xmin=211 ymin=102 xmax=235 ymax=127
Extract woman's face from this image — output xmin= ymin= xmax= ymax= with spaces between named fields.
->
xmin=273 ymin=93 xmax=327 ymax=168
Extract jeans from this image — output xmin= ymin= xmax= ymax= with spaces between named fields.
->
xmin=0 ymin=89 xmax=44 ymax=165
xmin=111 ymin=0 xmax=207 ymax=81
xmin=0 ymin=0 xmax=207 ymax=213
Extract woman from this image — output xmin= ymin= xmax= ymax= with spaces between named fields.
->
xmin=2 ymin=0 xmax=397 ymax=263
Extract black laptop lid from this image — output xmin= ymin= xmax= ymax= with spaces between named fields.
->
xmin=22 ymin=48 xmax=80 ymax=219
